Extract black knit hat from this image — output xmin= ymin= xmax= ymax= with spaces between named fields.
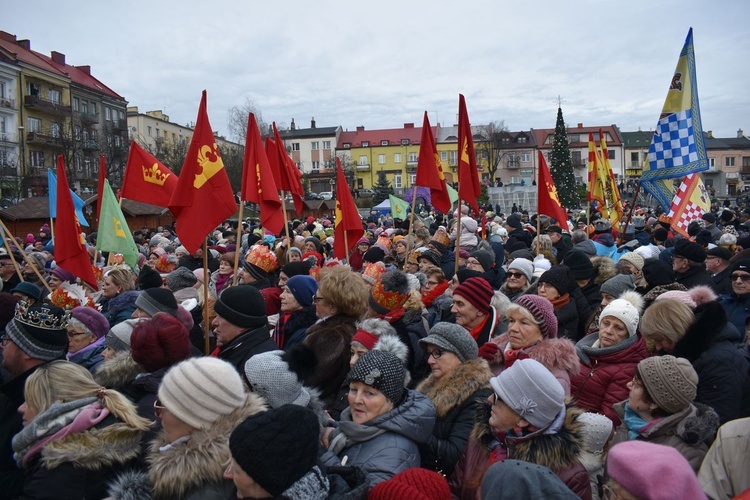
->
xmin=470 ymin=250 xmax=494 ymax=272
xmin=363 ymin=246 xmax=386 ymax=264
xmin=134 ymin=288 xmax=178 ymax=317
xmin=537 ymin=266 xmax=571 ymax=295
xmin=214 ymin=285 xmax=267 ymax=328
xmin=642 ymin=259 xmax=674 ymax=287
xmin=229 ymin=405 xmax=319 ymax=496
xmin=242 ymin=261 xmax=268 ymax=281
xmin=280 ymin=261 xmax=311 ymax=278
xmin=562 ymin=250 xmax=594 ymax=280
xmin=165 ymin=266 xmax=198 ymax=292
xmin=137 ymin=265 xmax=163 ymax=290
xmin=5 ymin=302 xmax=69 ymax=361
xmin=505 ymin=214 xmax=522 ymax=229
xmin=419 ymin=249 xmax=442 ymax=268
xmin=456 ymin=268 xmax=483 ymax=284
xmin=347 ymin=350 xmax=406 ymax=405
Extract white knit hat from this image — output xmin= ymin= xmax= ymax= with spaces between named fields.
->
xmin=578 ymin=412 xmax=614 ymax=454
xmin=158 ymin=357 xmax=247 ymax=430
xmin=599 ymin=296 xmax=640 ymax=337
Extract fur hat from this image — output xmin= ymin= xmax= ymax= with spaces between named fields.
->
xmin=532 ymin=256 xmax=552 ymax=278
xmin=637 ymin=355 xmax=698 ymax=414
xmin=129 ymin=313 xmax=190 ymax=372
xmin=347 ymin=350 xmax=406 ymax=405
xmin=600 ymin=274 xmax=636 ymax=299
xmin=214 ymin=285 xmax=267 ymax=328
xmin=363 ymin=246 xmax=386 ymax=264
xmin=654 ymin=285 xmax=718 ymax=309
xmin=599 ymin=291 xmax=644 ymax=338
xmin=453 ymin=277 xmax=493 ymax=314
xmin=673 ymin=239 xmax=706 ymax=263
xmin=513 ymin=295 xmax=558 ymax=338
xmin=618 ymin=252 xmax=645 ymax=272
xmin=137 ymin=265 xmax=163 ymax=290
xmin=508 ymin=258 xmax=534 ymax=282
xmin=419 ymin=322 xmax=478 ymax=362
xmin=369 ymin=270 xmax=410 ymax=315
xmin=134 ymin=288 xmax=178 ymax=317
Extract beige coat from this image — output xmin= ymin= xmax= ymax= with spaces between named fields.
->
xmin=698 ymin=417 xmax=750 ymax=499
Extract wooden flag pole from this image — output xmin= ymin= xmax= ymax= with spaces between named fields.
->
xmin=454 ymin=199 xmax=462 ymax=276
xmin=280 ymin=190 xmax=292 ymax=251
xmin=232 ymin=200 xmax=244 ymax=286
xmin=0 ymin=218 xmax=51 ymax=293
xmin=0 ymin=221 xmax=25 ymax=284
xmin=203 ymin=238 xmax=211 ymax=355
xmin=536 ymin=213 xmax=541 ymax=256
xmin=344 ymin=229 xmax=349 ymax=265
xmin=49 ymin=217 xmax=55 ymax=242
xmin=406 ymin=186 xmax=418 ymax=255
xmin=618 ymin=182 xmax=642 ymax=246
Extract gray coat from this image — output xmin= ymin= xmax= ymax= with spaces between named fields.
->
xmin=322 ymin=390 xmax=436 ymax=487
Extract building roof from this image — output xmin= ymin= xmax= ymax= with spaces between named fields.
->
xmin=0 ymin=32 xmax=68 ymax=78
xmin=338 ymin=124 xmax=435 ymax=148
xmin=41 ymin=52 xmax=124 ymax=101
xmin=621 ymin=131 xmax=654 ymax=148
xmin=0 ymin=196 xmax=168 ymax=221
xmin=436 ymin=125 xmax=485 ymax=143
xmin=280 ymin=126 xmax=341 ymax=139
xmin=532 ymin=124 xmax=623 ymax=149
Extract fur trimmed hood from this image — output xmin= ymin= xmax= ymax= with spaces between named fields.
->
xmin=94 ymin=351 xmax=143 ymax=392
xmin=417 ymin=358 xmax=492 ymax=417
xmin=591 ymin=256 xmax=616 ymax=286
xmin=493 ymin=333 xmax=581 ymax=378
xmin=146 ymin=393 xmax=266 ymax=500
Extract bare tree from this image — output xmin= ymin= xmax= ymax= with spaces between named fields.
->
xmin=227 ymin=98 xmax=268 ymax=144
xmin=475 ymin=120 xmax=511 ymax=182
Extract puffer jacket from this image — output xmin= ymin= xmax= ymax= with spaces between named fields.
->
xmin=612 ymin=401 xmax=719 ymax=471
xmin=449 ymin=403 xmax=591 ymax=500
xmin=416 ymin=359 xmax=493 ymax=476
xmin=487 ymin=333 xmax=580 ymax=395
xmin=571 ymin=333 xmax=648 ymax=426
xmin=321 ymin=390 xmax=436 ymax=487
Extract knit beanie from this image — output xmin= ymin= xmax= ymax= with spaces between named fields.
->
xmin=9 ymin=282 xmax=42 ymax=302
xmin=642 ymin=259 xmax=675 ymax=287
xmin=599 ymin=298 xmax=640 ymax=338
xmin=285 ymin=275 xmax=318 ymax=308
xmin=244 ymin=349 xmax=313 ymax=409
xmin=618 ymin=252 xmax=645 ymax=272
xmin=214 ymin=285 xmax=268 ymax=328
xmin=561 ymin=250 xmax=594 ymax=280
xmin=369 ymin=271 xmax=411 ymax=315
xmin=134 ymin=288 xmax=178 ymax=317
xmin=513 ymin=295 xmax=558 ymax=338
xmin=637 ymin=355 xmax=698 ymax=414
xmin=50 ymin=266 xmax=75 ymax=283
xmin=509 ymin=249 xmax=534 ymax=261
xmin=230 ymin=405 xmax=319 ymax=497
xmin=600 ymin=274 xmax=636 ymax=298
xmin=137 ymin=265 xmax=163 ymax=290
xmin=105 ymin=318 xmax=141 ymax=352
xmin=5 ymin=303 xmax=68 ymax=361
xmin=369 ymin=467 xmax=451 ymax=500
xmin=480 ymin=461 xmax=578 ymax=500
xmin=537 ymin=266 xmax=570 ymax=295
xmin=363 ymin=246 xmax=386 ymax=264
xmin=607 ymin=441 xmax=706 ymax=500
xmin=489 ymin=358 xmax=565 ymax=429
xmin=418 ymin=249 xmax=442 ymax=268
xmin=166 ymin=266 xmax=198 ymax=292
xmin=455 ymin=268 xmax=483 ymax=284
xmin=577 ymin=412 xmax=614 ymax=455
xmin=281 ymin=261 xmax=311 ymax=278
xmin=469 ymin=250 xmax=494 ymax=272
xmin=25 ymin=252 xmax=47 ymax=273
xmin=130 ymin=313 xmax=191 ymax=372
xmin=70 ymin=306 xmax=110 ymax=339
xmin=158 ymin=357 xmax=247 ymax=430
xmin=347 ymin=350 xmax=406 ymax=405
xmin=654 ymin=285 xmax=718 ymax=309
xmin=507 ymin=258 xmax=534 ymax=282
xmin=505 ymin=214 xmax=522 ymax=229
xmin=419 ymin=322 xmax=477 ymax=362
xmin=453 ymin=277 xmax=493 ymax=314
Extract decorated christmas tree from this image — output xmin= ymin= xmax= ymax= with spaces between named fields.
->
xmin=549 ymin=106 xmax=579 ymax=209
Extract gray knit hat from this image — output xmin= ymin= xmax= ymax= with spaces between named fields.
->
xmin=347 ymin=350 xmax=405 ymax=405
xmin=244 ymin=350 xmax=311 ymax=408
xmin=134 ymin=288 xmax=178 ymax=317
xmin=105 ymin=318 xmax=142 ymax=352
xmin=637 ymin=355 xmax=698 ymax=414
xmin=419 ymin=322 xmax=478 ymax=362
xmin=158 ymin=357 xmax=247 ymax=430
xmin=489 ymin=358 xmax=564 ymax=429
xmin=166 ymin=266 xmax=198 ymax=292
xmin=508 ymin=258 xmax=534 ymax=282
xmin=600 ymin=274 xmax=636 ymax=299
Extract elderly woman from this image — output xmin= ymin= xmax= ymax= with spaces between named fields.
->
xmin=449 ymin=359 xmax=591 ymax=499
xmin=482 ymin=294 xmax=580 ymax=394
xmin=46 ymin=266 xmax=75 ymax=292
xmin=536 ymin=266 xmax=579 ymax=340
xmin=273 ymin=275 xmax=319 ymax=350
xmin=571 ymin=292 xmax=648 ymax=426
xmin=417 ymin=322 xmax=493 ymax=476
xmin=500 ymin=257 xmax=534 ymax=301
xmin=66 ymin=306 xmax=110 ymax=373
xmin=98 ymin=268 xmax=139 ymax=327
xmin=321 ymin=350 xmax=436 ymax=487
xmin=13 ymin=361 xmax=150 ymax=499
xmin=612 ymin=355 xmax=719 ymax=471
xmin=209 ymin=251 xmax=237 ymax=297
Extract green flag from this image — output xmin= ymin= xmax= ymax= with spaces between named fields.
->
xmin=389 ymin=194 xmax=410 ymax=221
xmin=447 ymin=184 xmax=458 ymax=204
xmin=96 ymin=180 xmax=139 ymax=268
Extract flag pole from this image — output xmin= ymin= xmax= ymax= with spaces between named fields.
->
xmin=406 ymin=186 xmax=418 ymax=255
xmin=0 ymin=221 xmax=25 ymax=284
xmin=280 ymin=190 xmax=292 ymax=252
xmin=454 ymin=198 xmax=462 ymax=276
xmin=0 ymin=219 xmax=51 ymax=293
xmin=232 ymin=200 xmax=244 ymax=286
xmin=536 ymin=213 xmax=541 ymax=256
xmin=49 ymin=217 xmax=55 ymax=242
xmin=344 ymin=229 xmax=349 ymax=264
xmin=618 ymin=182 xmax=641 ymax=246
xmin=203 ymin=238 xmax=210 ymax=354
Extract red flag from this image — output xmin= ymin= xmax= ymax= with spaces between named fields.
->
xmin=271 ymin=123 xmax=305 ymax=214
xmin=55 ymin=155 xmax=98 ymax=289
xmin=416 ymin=112 xmax=451 ymax=213
xmin=537 ymin=151 xmax=569 ymax=226
xmin=96 ymin=155 xmax=106 ymax=224
xmin=334 ymin=158 xmax=364 ymax=260
xmin=265 ymin=137 xmax=283 ymax=189
xmin=241 ymin=113 xmax=284 ymax=235
xmin=457 ymin=94 xmax=481 ymax=214
xmin=168 ymin=91 xmax=237 ymax=253
xmin=121 ymin=141 xmax=178 ymax=207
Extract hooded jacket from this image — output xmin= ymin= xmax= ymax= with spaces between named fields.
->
xmin=416 ymin=358 xmax=493 ymax=476
xmin=99 ymin=291 xmax=140 ymax=327
xmin=571 ymin=333 xmax=648 ymax=426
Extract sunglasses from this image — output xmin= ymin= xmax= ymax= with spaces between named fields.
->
xmin=507 ymin=272 xmax=526 ymax=279
xmin=732 ymin=274 xmax=750 ymax=282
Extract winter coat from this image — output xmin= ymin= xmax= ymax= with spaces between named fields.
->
xmin=440 ymin=252 xmax=457 ymax=281
xmin=571 ymin=333 xmax=649 ymax=426
xmin=612 ymin=401 xmax=719 ymax=471
xmin=402 ymin=308 xmax=430 ymax=383
xmin=554 ymin=299 xmax=579 ymax=341
xmin=68 ymin=343 xmax=106 ymax=373
xmin=449 ymin=403 xmax=592 ymax=500
xmin=19 ymin=413 xmax=144 ymax=500
xmin=416 ymin=359 xmax=493 ymax=476
xmin=698 ymin=416 xmax=750 ymax=500
xmin=480 ymin=268 xmax=505 ymax=290
xmin=109 ymin=394 xmax=266 ymax=500
xmin=94 ymin=351 xmax=144 ymax=394
xmin=720 ymin=291 xmax=750 ymax=337
xmin=275 ymin=305 xmax=318 ymax=350
xmin=321 ymin=390 xmax=436 ymax=488
xmin=506 ymin=228 xmax=532 ymax=250
xmin=303 ymin=315 xmax=358 ymax=407
xmin=673 ymin=301 xmax=750 ymax=424
xmin=675 ymin=265 xmax=717 ymax=291
xmin=217 ymin=324 xmax=277 ymax=375
xmin=712 ymin=266 xmax=733 ymax=296
xmin=99 ymin=291 xmax=140 ymax=327
xmin=487 ymin=333 xmax=581 ymax=395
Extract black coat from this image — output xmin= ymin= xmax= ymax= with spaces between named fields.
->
xmin=277 ymin=305 xmax=318 ymax=350
xmin=711 ymin=267 xmax=733 ymax=296
xmin=218 ymin=324 xmax=277 ymax=375
xmin=555 ymin=299 xmax=580 ymax=341
xmin=675 ymin=265 xmax=717 ymax=292
xmin=506 ymin=227 xmax=531 ymax=249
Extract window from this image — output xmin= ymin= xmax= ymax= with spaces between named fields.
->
xmin=394 ymin=174 xmax=402 ymax=189
xmin=115 ymin=135 xmax=122 ymax=147
xmin=26 ymin=82 xmax=40 ymax=96
xmin=410 ymin=174 xmax=416 ymax=185
xmin=708 ymin=157 xmax=715 ymax=167
xmin=81 ymin=101 xmax=88 ymax=114
xmin=572 ymin=150 xmax=583 ymax=166
xmin=394 ymin=153 xmax=402 ymax=163
xmin=381 ymin=140 xmax=388 ymax=146
xmin=408 ymin=152 xmax=418 ymax=163
xmin=119 ymin=111 xmax=125 ymax=120
xmin=359 ymin=155 xmax=368 ymax=165
xmin=291 ymin=143 xmax=300 ymax=151
xmin=449 ymin=150 xmax=457 ymax=166
xmin=90 ymin=103 xmax=97 ymax=116
xmin=440 ymin=151 xmax=448 ymax=161
xmin=343 ymin=143 xmax=351 ymax=149
xmin=508 ymin=155 xmax=520 ymax=167
xmin=91 ymin=130 xmax=97 ymax=140
xmin=568 ymin=134 xmax=579 ymax=143
xmin=0 ymin=150 xmax=8 ymax=166
xmin=312 ymin=161 xmax=320 ymax=170
xmin=0 ymin=81 xmax=4 ymax=98
xmin=743 ymin=157 xmax=750 ymax=167
xmin=72 ymin=97 xmax=80 ymax=112
xmin=29 ymin=150 xmax=45 ymax=167
xmin=726 ymin=157 xmax=735 ymax=167
xmin=501 ymin=137 xmax=511 ymax=144
xmin=401 ymin=139 xmax=409 ymax=146
xmin=147 ymin=126 xmax=152 ymax=136
xmin=517 ymin=136 xmax=527 ymax=144
xmin=50 ymin=123 xmax=60 ymax=138
xmin=311 ymin=141 xmax=319 ymax=150
xmin=362 ymin=141 xmax=369 ymax=147
xmin=47 ymin=89 xmax=61 ymax=103
xmin=521 ymin=153 xmax=530 ymax=162
xmin=378 ymin=154 xmax=386 ymax=165
xmin=608 ymin=150 xmax=615 ymax=160
xmin=105 ymin=107 xmax=112 ymax=121
xmin=75 ymin=155 xmax=83 ymax=171
xmin=28 ymin=117 xmax=42 ymax=133
xmin=74 ymin=126 xmax=81 ymax=140
xmin=323 ymin=140 xmax=331 ymax=149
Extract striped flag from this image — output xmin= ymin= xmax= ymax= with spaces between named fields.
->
xmin=667 ymin=173 xmax=710 ymax=238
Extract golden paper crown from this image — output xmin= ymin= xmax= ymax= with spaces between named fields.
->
xmin=377 ymin=234 xmax=392 ymax=250
xmin=362 ymin=262 xmax=386 ymax=286
xmin=370 ymin=279 xmax=410 ymax=312
xmin=247 ymin=245 xmax=278 ymax=273
xmin=407 ymin=250 xmax=422 ymax=265
xmin=155 ymin=255 xmax=176 ymax=274
xmin=142 ymin=163 xmax=170 ymax=186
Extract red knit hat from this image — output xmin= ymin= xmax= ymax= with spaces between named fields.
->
xmin=130 ymin=313 xmax=191 ymax=372
xmin=452 ymin=277 xmax=493 ymax=314
xmin=368 ymin=468 xmax=451 ymax=500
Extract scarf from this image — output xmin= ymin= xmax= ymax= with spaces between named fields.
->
xmin=215 ymin=272 xmax=232 ymax=295
xmin=273 ymin=312 xmax=291 ymax=348
xmin=469 ymin=315 xmax=489 ymax=342
xmin=67 ymin=336 xmax=106 ymax=361
xmin=421 ymin=281 xmax=450 ymax=308
xmin=12 ymin=397 xmax=109 ymax=468
xmin=502 ymin=341 xmax=535 ymax=368
xmin=548 ymin=293 xmax=570 ymax=311
xmin=623 ymin=403 xmax=652 ymax=441
xmin=327 ymin=409 xmax=388 ymax=456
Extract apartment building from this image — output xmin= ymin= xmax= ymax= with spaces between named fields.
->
xmin=279 ymin=118 xmax=341 ymax=194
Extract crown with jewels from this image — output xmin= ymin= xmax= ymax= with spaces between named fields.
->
xmin=14 ymin=300 xmax=70 ymax=331
xmin=142 ymin=163 xmax=170 ymax=186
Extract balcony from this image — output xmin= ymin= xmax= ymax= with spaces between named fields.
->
xmin=406 ymin=161 xmax=418 ymax=171
xmin=27 ymin=131 xmax=59 ymax=146
xmin=356 ymin=163 xmax=370 ymax=171
xmin=24 ymin=95 xmax=71 ymax=116
xmin=0 ymin=97 xmax=15 ymax=109
xmin=112 ymin=118 xmax=127 ymax=131
xmin=0 ymin=165 xmax=18 ymax=177
xmin=79 ymin=112 xmax=99 ymax=125
xmin=741 ymin=165 xmax=750 ymax=174
xmin=506 ymin=162 xmax=520 ymax=169
xmin=82 ymin=139 xmax=99 ymax=151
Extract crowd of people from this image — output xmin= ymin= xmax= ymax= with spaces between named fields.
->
xmin=0 ymin=204 xmax=749 ymax=499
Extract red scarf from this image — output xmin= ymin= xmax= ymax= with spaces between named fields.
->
xmin=468 ymin=315 xmax=489 ymax=341
xmin=503 ymin=348 xmax=529 ymax=368
xmin=421 ymin=281 xmax=450 ymax=308
xmin=548 ymin=293 xmax=570 ymax=311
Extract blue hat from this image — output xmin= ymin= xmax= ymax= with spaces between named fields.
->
xmin=285 ymin=275 xmax=318 ymax=308
xmin=9 ymin=282 xmax=42 ymax=302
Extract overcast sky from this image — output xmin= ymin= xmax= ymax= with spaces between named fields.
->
xmin=5 ymin=0 xmax=749 ymax=141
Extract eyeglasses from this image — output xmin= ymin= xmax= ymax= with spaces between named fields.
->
xmin=66 ymin=330 xmax=90 ymax=338
xmin=467 ymin=259 xmax=481 ymax=266
xmin=312 ymin=295 xmax=327 ymax=302
xmin=507 ymin=272 xmax=526 ymax=279
xmin=153 ymin=398 xmax=165 ymax=417
xmin=0 ymin=335 xmax=10 ymax=348
xmin=426 ymin=280 xmax=440 ymax=287
xmin=490 ymin=393 xmax=502 ymax=406
xmin=732 ymin=273 xmax=750 ymax=282
xmin=426 ymin=348 xmax=443 ymax=360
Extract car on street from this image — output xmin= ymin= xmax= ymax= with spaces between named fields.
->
xmin=319 ymin=191 xmax=334 ymax=200
xmin=358 ymin=189 xmax=375 ymax=198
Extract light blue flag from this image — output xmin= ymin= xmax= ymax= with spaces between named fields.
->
xmin=47 ymin=168 xmax=89 ymax=227
xmin=641 ymin=28 xmax=708 ymax=210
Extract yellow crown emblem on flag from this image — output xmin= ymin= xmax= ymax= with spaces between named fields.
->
xmin=142 ymin=163 xmax=170 ymax=186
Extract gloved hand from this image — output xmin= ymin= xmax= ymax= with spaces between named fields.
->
xmin=478 ymin=342 xmax=499 ymax=362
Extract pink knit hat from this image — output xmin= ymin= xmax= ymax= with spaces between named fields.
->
xmin=607 ymin=441 xmax=705 ymax=500
xmin=513 ymin=295 xmax=558 ymax=338
xmin=654 ymin=285 xmax=717 ymax=309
